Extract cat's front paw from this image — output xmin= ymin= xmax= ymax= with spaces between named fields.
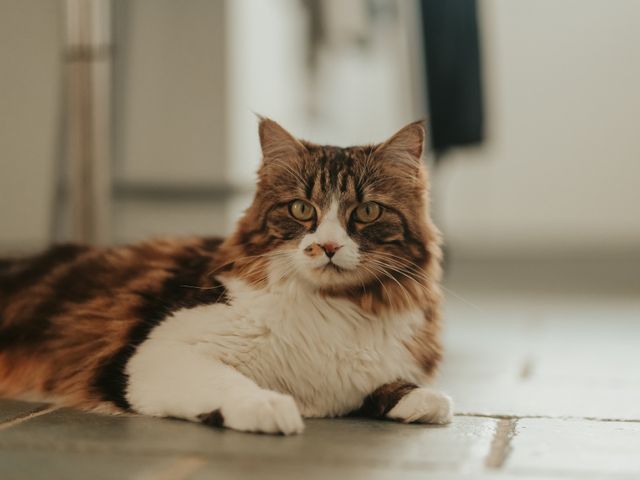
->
xmin=387 ymin=388 xmax=453 ymax=425
xmin=208 ymin=390 xmax=305 ymax=435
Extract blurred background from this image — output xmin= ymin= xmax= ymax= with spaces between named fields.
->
xmin=1 ymin=0 xmax=639 ymax=293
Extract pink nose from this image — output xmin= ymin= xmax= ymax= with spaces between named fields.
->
xmin=321 ymin=242 xmax=341 ymax=258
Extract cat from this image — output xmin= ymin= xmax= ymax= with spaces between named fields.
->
xmin=0 ymin=118 xmax=452 ymax=434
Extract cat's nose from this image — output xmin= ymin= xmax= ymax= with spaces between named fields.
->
xmin=321 ymin=242 xmax=341 ymax=258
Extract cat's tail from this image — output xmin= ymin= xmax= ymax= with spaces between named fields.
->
xmin=0 ymin=255 xmax=31 ymax=297
xmin=1 ymin=244 xmax=88 ymax=279
xmin=0 ymin=245 xmax=88 ymax=320
xmin=0 ymin=257 xmax=23 ymax=302
xmin=0 ymin=256 xmax=25 ymax=326
xmin=0 ymin=257 xmax=22 ymax=274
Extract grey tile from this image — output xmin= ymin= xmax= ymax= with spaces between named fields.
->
xmin=190 ymin=462 xmax=559 ymax=480
xmin=0 ymin=408 xmax=496 ymax=471
xmin=0 ymin=449 xmax=180 ymax=480
xmin=439 ymin=380 xmax=640 ymax=421
xmin=505 ymin=418 xmax=640 ymax=476
xmin=191 ymin=463 xmax=422 ymax=480
xmin=0 ymin=400 xmax=48 ymax=424
xmin=436 ymin=293 xmax=640 ymax=421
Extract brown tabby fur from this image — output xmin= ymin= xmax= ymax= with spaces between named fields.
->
xmin=0 ymin=119 xmax=442 ymax=414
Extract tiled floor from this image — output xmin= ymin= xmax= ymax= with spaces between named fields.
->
xmin=1 ymin=259 xmax=639 ymax=479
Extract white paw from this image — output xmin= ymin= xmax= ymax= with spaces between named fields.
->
xmin=387 ymin=388 xmax=453 ymax=425
xmin=221 ymin=390 xmax=305 ymax=435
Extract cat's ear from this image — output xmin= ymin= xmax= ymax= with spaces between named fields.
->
xmin=258 ymin=117 xmax=306 ymax=162
xmin=374 ymin=121 xmax=425 ymax=166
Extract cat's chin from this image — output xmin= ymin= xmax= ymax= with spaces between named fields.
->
xmin=317 ymin=263 xmax=346 ymax=273
xmin=298 ymin=264 xmax=363 ymax=290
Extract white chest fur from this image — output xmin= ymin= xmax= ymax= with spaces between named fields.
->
xmin=145 ymin=277 xmax=427 ymax=417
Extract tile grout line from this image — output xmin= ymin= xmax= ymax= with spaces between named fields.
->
xmin=455 ymin=412 xmax=640 ymax=423
xmin=0 ymin=405 xmax=60 ymax=432
xmin=484 ymin=417 xmax=517 ymax=470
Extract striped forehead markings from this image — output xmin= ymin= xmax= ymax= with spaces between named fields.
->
xmin=312 ymin=149 xmax=357 ymax=194
xmin=299 ymin=147 xmax=372 ymax=198
xmin=305 ymin=173 xmax=315 ymax=199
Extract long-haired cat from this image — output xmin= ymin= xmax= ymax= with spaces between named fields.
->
xmin=0 ymin=119 xmax=452 ymax=434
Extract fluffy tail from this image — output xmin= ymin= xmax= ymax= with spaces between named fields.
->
xmin=0 ymin=256 xmax=21 ymax=302
xmin=0 ymin=257 xmax=16 ymax=271
xmin=0 ymin=244 xmax=90 ymax=321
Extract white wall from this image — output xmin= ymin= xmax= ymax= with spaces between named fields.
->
xmin=112 ymin=0 xmax=230 ymax=242
xmin=0 ymin=0 xmax=61 ymax=252
xmin=437 ymin=0 xmax=640 ymax=258
xmin=115 ymin=0 xmax=227 ymax=185
xmin=224 ymin=0 xmax=423 ymax=225
xmin=225 ymin=0 xmax=308 ymax=188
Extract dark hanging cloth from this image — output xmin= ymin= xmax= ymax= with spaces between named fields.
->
xmin=419 ymin=0 xmax=485 ymax=156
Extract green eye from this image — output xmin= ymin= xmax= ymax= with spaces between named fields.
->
xmin=353 ymin=202 xmax=382 ymax=223
xmin=289 ymin=200 xmax=315 ymax=221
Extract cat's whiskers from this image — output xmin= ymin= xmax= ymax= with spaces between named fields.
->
xmin=365 ymin=262 xmax=414 ymax=308
xmin=368 ymin=259 xmax=427 ymax=302
xmin=178 ymin=284 xmax=226 ymax=291
xmin=268 ymin=265 xmax=295 ymax=288
xmin=243 ymin=262 xmax=291 ymax=290
xmin=263 ymin=253 xmax=299 ymax=289
xmin=354 ymin=269 xmax=369 ymax=298
xmin=241 ymin=271 xmax=270 ymax=290
xmin=370 ymin=266 xmax=442 ymax=306
xmin=358 ymin=264 xmax=391 ymax=303
xmin=205 ymin=251 xmax=290 ymax=278
xmin=371 ymin=250 xmax=432 ymax=269
xmin=370 ymin=257 xmax=438 ymax=293
xmin=362 ymin=150 xmax=380 ymax=178
xmin=268 ymin=158 xmax=308 ymax=187
xmin=370 ymin=252 xmax=484 ymax=312
xmin=368 ymin=252 xmax=441 ymax=287
xmin=368 ymin=255 xmax=428 ymax=283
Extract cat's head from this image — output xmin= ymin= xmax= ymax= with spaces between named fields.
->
xmin=226 ymin=118 xmax=441 ymax=311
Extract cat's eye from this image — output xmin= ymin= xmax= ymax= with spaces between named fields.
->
xmin=353 ymin=202 xmax=382 ymax=223
xmin=289 ymin=200 xmax=315 ymax=221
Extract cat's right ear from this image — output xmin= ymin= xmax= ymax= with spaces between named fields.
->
xmin=258 ymin=117 xmax=306 ymax=162
xmin=373 ymin=121 xmax=425 ymax=168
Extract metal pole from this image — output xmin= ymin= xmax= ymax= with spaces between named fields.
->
xmin=64 ymin=0 xmax=112 ymax=244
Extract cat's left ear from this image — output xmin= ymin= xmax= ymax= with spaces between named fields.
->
xmin=258 ymin=117 xmax=306 ymax=162
xmin=374 ymin=121 xmax=425 ymax=166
